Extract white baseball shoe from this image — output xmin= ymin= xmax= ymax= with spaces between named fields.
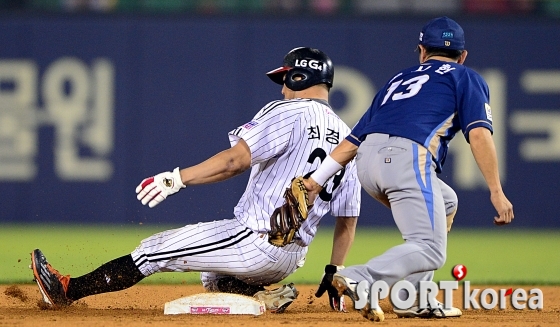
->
xmin=393 ymin=300 xmax=462 ymax=318
xmin=254 ymin=283 xmax=299 ymax=313
xmin=332 ymin=274 xmax=384 ymax=322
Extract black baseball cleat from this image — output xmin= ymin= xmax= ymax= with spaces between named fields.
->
xmin=30 ymin=249 xmax=72 ymax=308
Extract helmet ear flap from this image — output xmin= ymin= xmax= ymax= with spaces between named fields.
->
xmin=268 ymin=48 xmax=333 ymax=90
xmin=284 ymin=68 xmax=312 ymax=91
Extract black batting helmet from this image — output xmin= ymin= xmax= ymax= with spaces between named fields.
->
xmin=266 ymin=47 xmax=334 ymax=91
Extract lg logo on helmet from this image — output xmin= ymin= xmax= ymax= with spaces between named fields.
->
xmin=294 ymin=59 xmax=323 ymax=71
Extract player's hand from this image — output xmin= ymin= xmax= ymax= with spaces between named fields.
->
xmin=490 ymin=190 xmax=514 ymax=225
xmin=303 ymin=177 xmax=323 ymax=204
xmin=315 ymin=264 xmax=347 ymax=312
xmin=136 ymin=167 xmax=186 ymax=208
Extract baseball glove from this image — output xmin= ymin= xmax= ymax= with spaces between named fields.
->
xmin=268 ymin=176 xmax=311 ymax=247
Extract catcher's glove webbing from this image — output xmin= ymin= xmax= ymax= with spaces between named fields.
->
xmin=268 ymin=177 xmax=311 ymax=247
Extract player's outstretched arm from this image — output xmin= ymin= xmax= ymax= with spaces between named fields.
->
xmin=179 ymin=139 xmax=252 ymax=185
xmin=330 ymin=216 xmax=358 ymax=266
xmin=315 ymin=217 xmax=356 ymax=312
xmin=135 ymin=140 xmax=252 ymax=208
xmin=468 ymin=127 xmax=514 ymax=225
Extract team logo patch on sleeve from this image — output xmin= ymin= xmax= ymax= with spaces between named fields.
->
xmin=243 ymin=121 xmax=259 ymax=130
xmin=485 ymin=103 xmax=493 ymax=121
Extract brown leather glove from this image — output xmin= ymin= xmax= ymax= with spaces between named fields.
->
xmin=268 ymin=177 xmax=311 ymax=247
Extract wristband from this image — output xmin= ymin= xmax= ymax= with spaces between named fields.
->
xmin=310 ymin=155 xmax=343 ymax=186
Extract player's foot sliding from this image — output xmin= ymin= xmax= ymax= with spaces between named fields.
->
xmin=215 ymin=276 xmax=298 ymax=313
xmin=254 ymin=283 xmax=299 ymax=313
xmin=31 ymin=249 xmax=72 ymax=308
xmin=31 ymin=249 xmax=146 ymax=307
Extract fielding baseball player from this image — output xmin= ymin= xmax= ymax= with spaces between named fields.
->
xmin=31 ymin=47 xmax=361 ymax=313
xmin=305 ymin=17 xmax=514 ymax=322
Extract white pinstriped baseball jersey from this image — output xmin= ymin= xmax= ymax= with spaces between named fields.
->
xmin=230 ymin=98 xmax=361 ymax=246
xmin=131 ymin=97 xmax=361 ymax=287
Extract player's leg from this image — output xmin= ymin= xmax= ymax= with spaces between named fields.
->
xmin=201 ymin=272 xmax=265 ymax=296
xmin=32 ymin=219 xmax=302 ymax=307
xmin=399 ymin=181 xmax=457 ymax=285
xmin=395 ymin=181 xmax=456 ymax=288
xmin=133 ymin=217 xmax=306 ymax=313
xmin=201 ymin=271 xmax=300 ymax=313
xmin=130 ymin=219 xmax=305 ymax=284
xmin=392 ymin=180 xmax=460 ymax=318
xmin=340 ymin=135 xmax=448 ymax=286
xmin=200 ymin=241 xmax=306 ymax=313
xmin=66 ymin=253 xmax=145 ymax=301
xmin=47 ymin=223 xmax=228 ymax=304
xmin=334 ymin=136 xmax=448 ymax=321
xmin=31 ymin=248 xmax=145 ymax=308
xmin=439 ymin=179 xmax=458 ymax=232
xmin=131 ymin=219 xmax=258 ymax=276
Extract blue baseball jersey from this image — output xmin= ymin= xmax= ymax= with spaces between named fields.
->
xmin=348 ymin=59 xmax=493 ymax=173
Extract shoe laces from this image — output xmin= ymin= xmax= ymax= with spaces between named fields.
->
xmin=46 ymin=263 xmax=70 ymax=292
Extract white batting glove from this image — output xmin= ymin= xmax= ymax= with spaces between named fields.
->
xmin=135 ymin=167 xmax=186 ymax=208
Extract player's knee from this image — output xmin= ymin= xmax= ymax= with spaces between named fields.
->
xmin=432 ymin=246 xmax=447 ymax=269
xmin=436 ymin=253 xmax=446 ymax=269
xmin=425 ymin=240 xmax=446 ymax=269
xmin=445 ymin=195 xmax=458 ymax=217
xmin=446 ymin=201 xmax=458 ymax=217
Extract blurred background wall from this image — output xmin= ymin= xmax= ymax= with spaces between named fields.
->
xmin=0 ymin=0 xmax=559 ymax=228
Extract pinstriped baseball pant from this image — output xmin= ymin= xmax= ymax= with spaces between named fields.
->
xmin=130 ymin=218 xmax=307 ymax=288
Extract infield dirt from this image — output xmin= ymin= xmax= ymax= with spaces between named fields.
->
xmin=2 ymin=284 xmax=559 ymax=326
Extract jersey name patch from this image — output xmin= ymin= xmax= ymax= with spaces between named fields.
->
xmin=435 ymin=64 xmax=455 ymax=75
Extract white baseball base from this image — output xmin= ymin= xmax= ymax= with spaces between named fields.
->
xmin=164 ymin=292 xmax=266 ymax=315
